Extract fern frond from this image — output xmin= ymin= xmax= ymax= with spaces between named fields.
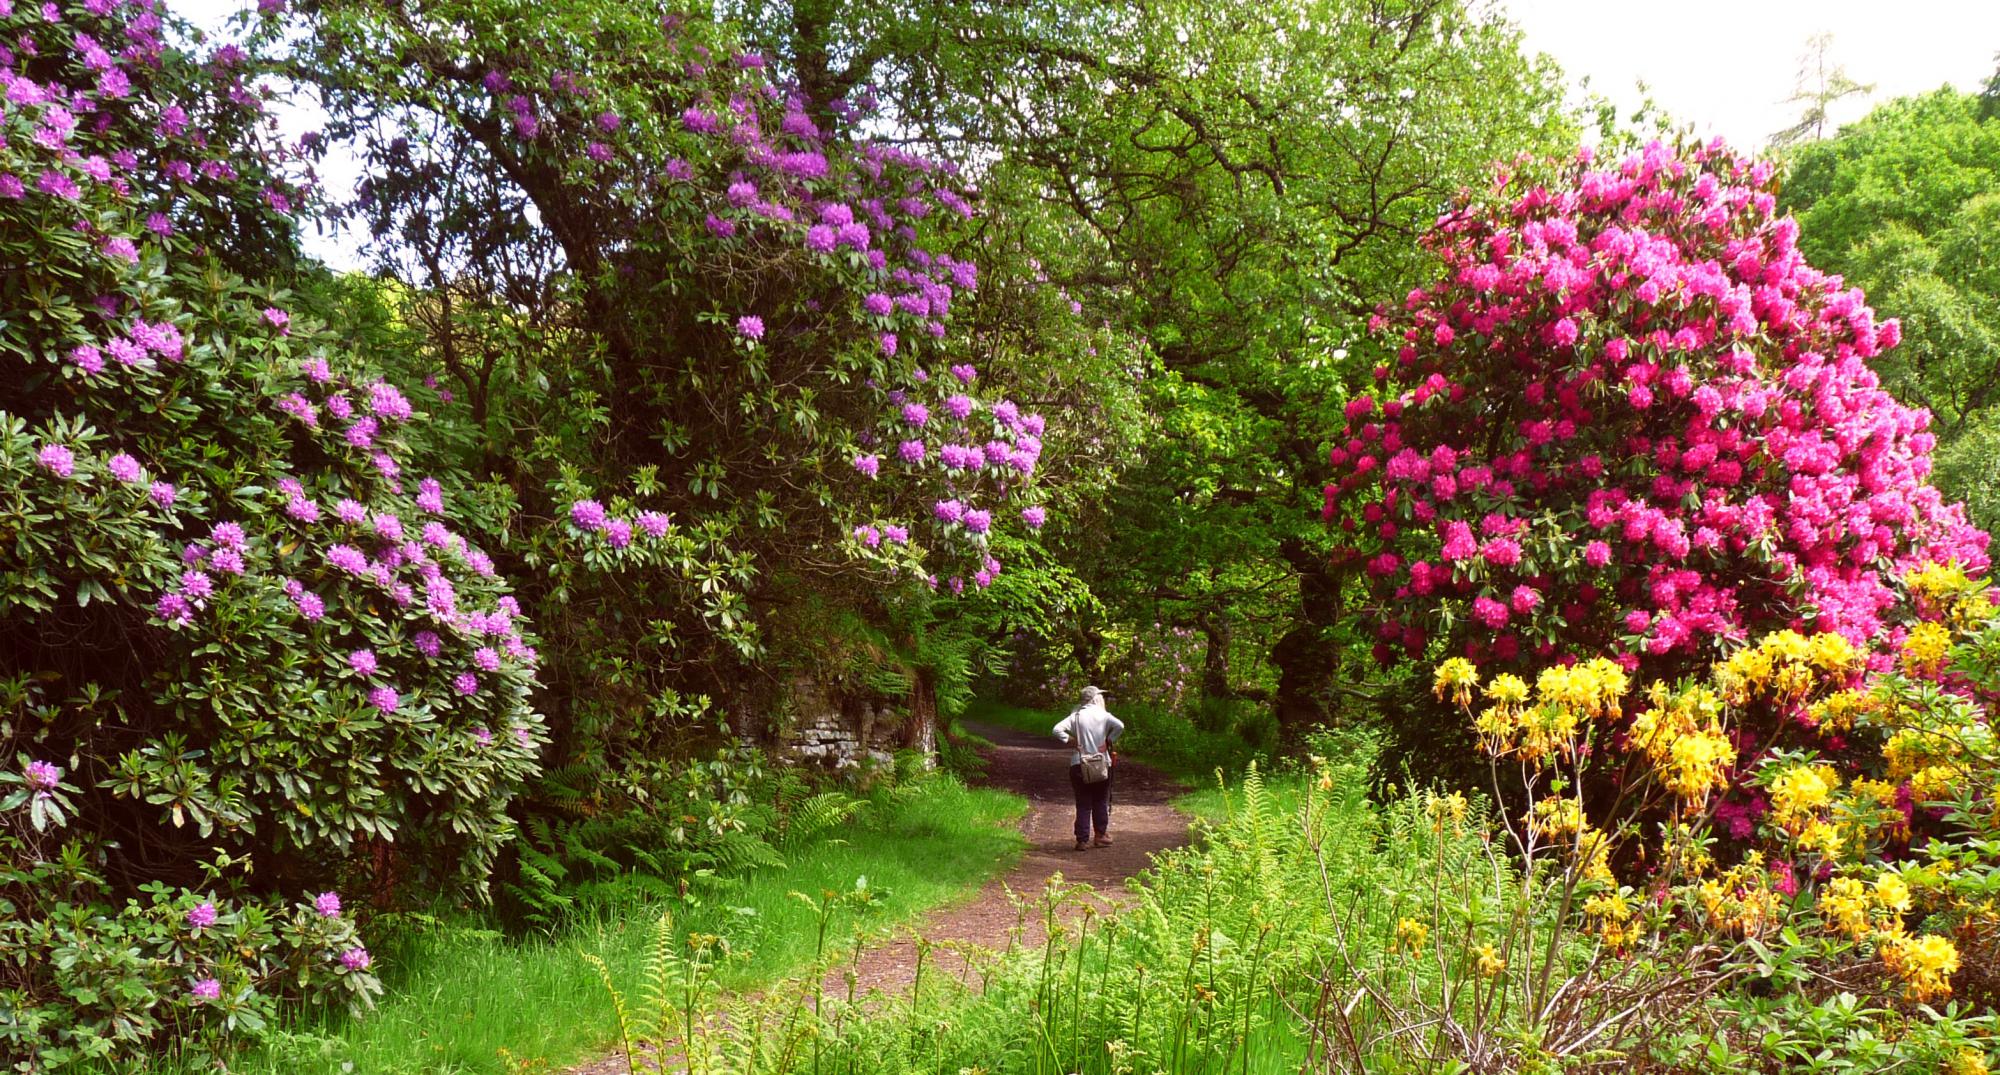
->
xmin=777 ymin=791 xmax=867 ymax=850
xmin=641 ymin=909 xmax=677 ymax=1045
xmin=582 ymin=951 xmax=638 ymax=1075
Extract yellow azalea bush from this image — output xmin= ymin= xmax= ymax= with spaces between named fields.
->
xmin=1434 ymin=561 xmax=2000 ymax=1061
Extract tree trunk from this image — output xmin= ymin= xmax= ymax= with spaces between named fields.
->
xmin=1073 ymin=621 xmax=1104 ymax=682
xmin=1271 ymin=538 xmax=1344 ymax=747
xmin=1198 ymin=608 xmax=1233 ymax=699
xmin=905 ymin=670 xmax=939 ymax=765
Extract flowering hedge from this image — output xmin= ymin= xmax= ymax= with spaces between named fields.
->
xmin=1434 ymin=562 xmax=2000 ymax=1064
xmin=1326 ymin=139 xmax=1989 ymax=675
xmin=1 ymin=0 xmax=542 ymax=1063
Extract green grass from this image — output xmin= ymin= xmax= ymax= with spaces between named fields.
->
xmin=1171 ymin=767 xmax=1306 ymax=825
xmin=959 ymin=697 xmax=1060 ymax=740
xmin=215 ymin=776 xmax=1026 ymax=1075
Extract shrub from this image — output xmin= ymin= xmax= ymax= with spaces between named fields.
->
xmin=0 ymin=1 xmax=542 ymax=1064
xmin=1431 ymin=561 xmax=2000 ymax=1067
xmin=290 ymin=0 xmax=1079 ymax=778
xmin=1325 ymin=139 xmax=1989 ymax=679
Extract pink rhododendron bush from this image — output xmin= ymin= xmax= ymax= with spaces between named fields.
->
xmin=1326 ymin=139 xmax=1990 ymax=676
xmin=0 ymin=1 xmax=542 ymax=1063
xmin=1320 ymin=138 xmax=2000 ymax=1067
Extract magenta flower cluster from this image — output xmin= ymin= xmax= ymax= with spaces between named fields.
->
xmin=1326 ymin=139 xmax=1990 ymax=673
xmin=846 ymin=360 xmax=1051 ymax=589
xmin=24 ymin=759 xmax=61 ymax=799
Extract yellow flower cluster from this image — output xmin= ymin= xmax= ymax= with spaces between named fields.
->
xmin=1529 ymin=795 xmax=1583 ymax=838
xmin=1433 ymin=657 xmax=1478 ymax=709
xmin=1906 ymin=561 xmax=1974 ymax=606
xmin=1715 ymin=630 xmax=1860 ymax=706
xmin=1524 ymin=796 xmax=1613 ymax=879
xmin=1901 ymin=621 xmax=1953 ymax=678
xmin=1911 ymin=764 xmax=1960 ymax=804
xmin=1903 ymin=562 xmax=1997 ymax=640
xmin=1823 ymin=776 xmax=1910 ymax=852
xmin=1815 ymin=872 xmax=1911 ymax=942
xmin=1905 ymin=561 xmax=1997 ymax=624
xmin=1850 ymin=778 xmax=1899 ymax=807
xmin=1951 ymin=593 xmax=2000 ymax=632
xmin=1766 ymin=761 xmax=1850 ymax=860
xmin=1627 ymin=682 xmax=1735 ymax=806
xmin=1424 ymin=790 xmax=1469 ymax=831
xmin=1817 ymin=877 xmax=1871 ymax=939
xmin=1874 ymin=872 xmax=1912 ymax=914
xmin=1583 ymin=888 xmax=1641 ymax=947
xmin=1473 ymin=944 xmax=1506 ymax=977
xmin=1393 ymin=917 xmax=1428 ymax=955
xmin=1883 ymin=722 xmax=1988 ymax=804
xmin=1945 ymin=1048 xmax=1991 ymax=1075
xmin=1456 ymin=657 xmax=1630 ymax=763
xmin=1796 ymin=817 xmax=1846 ymax=861
xmin=1877 ymin=930 xmax=1960 ymax=1003
xmin=1696 ymin=860 xmax=1782 ymax=937
xmin=1807 ymin=689 xmax=1873 ymax=734
xmin=1768 ymin=764 xmax=1841 ymax=833
xmin=1659 ymin=821 xmax=1716 ymax=878
xmin=1486 ymin=672 xmax=1528 ymax=705
xmin=1535 ymin=659 xmax=1630 ymax=720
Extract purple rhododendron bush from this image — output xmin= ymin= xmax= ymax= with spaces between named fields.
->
xmin=1327 ymin=139 xmax=1990 ymax=678
xmin=0 ymin=0 xmax=545 ymax=1062
xmin=277 ymin=0 xmax=1111 ymax=902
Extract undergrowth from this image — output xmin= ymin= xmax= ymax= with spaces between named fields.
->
xmin=159 ymin=774 xmax=1024 ymax=1075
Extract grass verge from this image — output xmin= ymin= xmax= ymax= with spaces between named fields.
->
xmin=209 ymin=775 xmax=1026 ymax=1075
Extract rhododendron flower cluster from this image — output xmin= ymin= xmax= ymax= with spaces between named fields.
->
xmin=463 ymin=21 xmax=1060 ymax=594
xmin=1327 ymin=139 xmax=1989 ymax=675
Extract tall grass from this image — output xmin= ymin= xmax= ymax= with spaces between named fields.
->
xmin=586 ymin=742 xmax=1724 ymax=1074
xmin=586 ymin=756 xmax=1387 ymax=1074
xmin=192 ymin=776 xmax=1025 ymax=1075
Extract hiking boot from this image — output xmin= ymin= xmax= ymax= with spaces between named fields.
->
xmin=1092 ymin=836 xmax=1114 ymax=847
xmin=1075 ymin=839 xmax=1090 ymax=851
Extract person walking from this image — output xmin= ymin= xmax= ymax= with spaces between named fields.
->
xmin=1054 ymin=686 xmax=1124 ymax=851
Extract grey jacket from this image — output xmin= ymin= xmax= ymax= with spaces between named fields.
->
xmin=1053 ymin=704 xmax=1125 ymax=766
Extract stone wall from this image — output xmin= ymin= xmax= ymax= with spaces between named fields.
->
xmin=776 ymin=676 xmax=935 ymax=772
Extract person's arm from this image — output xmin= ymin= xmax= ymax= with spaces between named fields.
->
xmin=1053 ymin=712 xmax=1074 ymax=743
xmin=1106 ymin=713 xmax=1125 ymax=744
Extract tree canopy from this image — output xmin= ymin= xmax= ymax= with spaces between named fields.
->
xmin=1784 ymin=87 xmax=2000 ymax=531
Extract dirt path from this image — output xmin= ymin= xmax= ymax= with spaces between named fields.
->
xmin=566 ymin=721 xmax=1191 ymax=1075
xmin=833 ymin=720 xmax=1192 ymax=997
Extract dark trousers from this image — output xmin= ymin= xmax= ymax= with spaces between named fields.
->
xmin=1069 ymin=763 xmax=1112 ymax=841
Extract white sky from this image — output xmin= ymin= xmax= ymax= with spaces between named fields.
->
xmin=1502 ymin=0 xmax=2000 ymax=150
xmin=176 ymin=0 xmax=2000 ymax=270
